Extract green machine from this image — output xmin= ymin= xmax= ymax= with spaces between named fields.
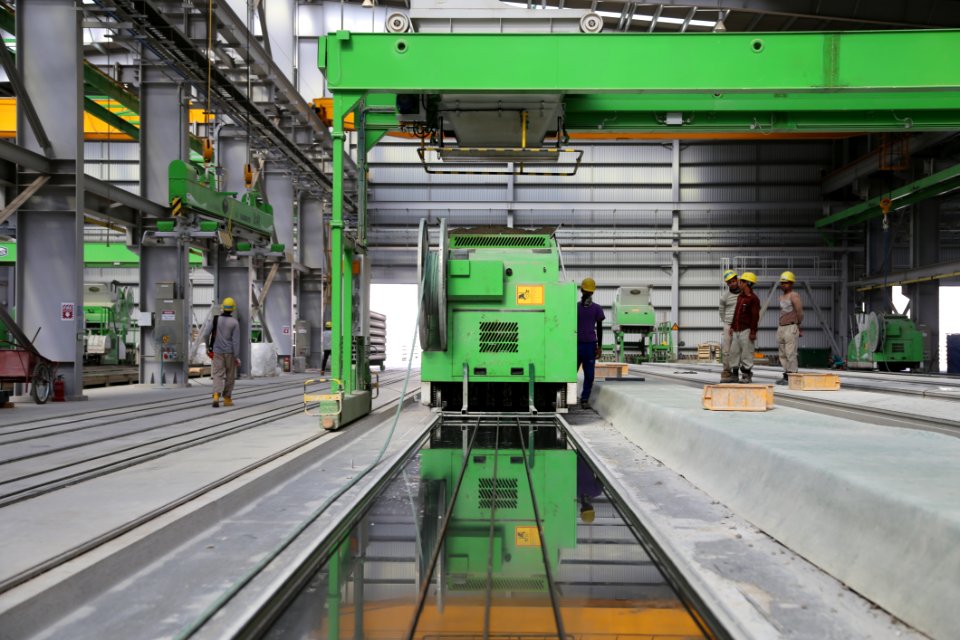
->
xmin=847 ymin=312 xmax=924 ymax=372
xmin=167 ymin=159 xmax=276 ymax=239
xmin=418 ymin=220 xmax=578 ymax=413
xmin=418 ymin=422 xmax=577 ymax=593
xmin=83 ymin=282 xmax=134 ymax=366
xmin=611 ymin=286 xmax=656 ymax=363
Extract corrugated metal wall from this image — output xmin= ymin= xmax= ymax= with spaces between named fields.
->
xmin=368 ymin=139 xmax=845 ymax=355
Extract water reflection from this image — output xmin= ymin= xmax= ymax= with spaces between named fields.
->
xmin=267 ymin=436 xmax=708 ymax=640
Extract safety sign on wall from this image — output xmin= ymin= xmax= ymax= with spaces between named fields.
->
xmin=515 ymin=285 xmax=545 ymax=306
xmin=160 ymin=310 xmax=176 ymax=322
xmin=60 ymin=303 xmax=75 ymax=321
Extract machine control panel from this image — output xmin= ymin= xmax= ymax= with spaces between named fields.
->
xmin=155 ymin=283 xmax=185 ymax=363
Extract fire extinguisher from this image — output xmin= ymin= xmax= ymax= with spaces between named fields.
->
xmin=53 ymin=375 xmax=66 ymax=402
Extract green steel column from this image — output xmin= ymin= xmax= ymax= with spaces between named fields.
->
xmin=332 ymin=93 xmax=362 ymax=394
xmin=331 ymin=97 xmax=345 ymax=393
xmin=344 ymin=245 xmax=354 ymax=393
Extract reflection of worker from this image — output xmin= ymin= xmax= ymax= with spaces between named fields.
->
xmin=729 ymin=272 xmax=760 ymax=384
xmin=719 ymin=270 xmax=740 ymax=383
xmin=203 ymin=297 xmax=241 ymax=408
xmin=577 ymin=278 xmax=605 ymax=409
xmin=320 ymin=321 xmax=332 ymax=375
xmin=577 ymin=455 xmax=603 ymax=523
xmin=777 ymin=271 xmax=804 ymax=386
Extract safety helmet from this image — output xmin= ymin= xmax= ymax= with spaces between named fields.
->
xmin=739 ymin=272 xmax=758 ymax=285
xmin=779 ymin=271 xmax=796 ymax=283
xmin=580 ymin=504 xmax=596 ymax=524
xmin=221 ymin=297 xmax=236 ymax=312
xmin=325 ymin=321 xmax=332 ymax=329
xmin=722 ymin=269 xmax=738 ymax=282
xmin=580 ymin=277 xmax=597 ymax=293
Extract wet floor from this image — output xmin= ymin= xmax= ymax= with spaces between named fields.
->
xmin=265 ymin=429 xmax=709 ymax=640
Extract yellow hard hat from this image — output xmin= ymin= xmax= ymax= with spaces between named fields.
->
xmin=580 ymin=505 xmax=596 ymax=524
xmin=740 ymin=272 xmax=757 ymax=285
xmin=221 ymin=297 xmax=236 ymax=312
xmin=722 ymin=269 xmax=738 ymax=282
xmin=580 ymin=277 xmax=597 ymax=293
xmin=325 ymin=321 xmax=332 ymax=329
xmin=779 ymin=271 xmax=796 ymax=283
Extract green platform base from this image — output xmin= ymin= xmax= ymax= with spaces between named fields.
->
xmin=327 ymin=390 xmax=372 ymax=430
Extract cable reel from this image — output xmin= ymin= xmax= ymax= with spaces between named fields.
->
xmin=417 ymin=218 xmax=448 ymax=352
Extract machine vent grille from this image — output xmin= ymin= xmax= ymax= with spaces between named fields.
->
xmin=479 ymin=321 xmax=519 ymax=353
xmin=451 ymin=235 xmax=548 ymax=248
xmin=449 ymin=576 xmax=545 ymax=592
xmin=892 ymin=343 xmax=905 ymax=353
xmin=478 ymin=477 xmax=518 ymax=508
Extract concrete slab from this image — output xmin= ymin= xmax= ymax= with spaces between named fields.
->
xmin=590 ymin=380 xmax=960 ymax=640
xmin=565 ymin=411 xmax=925 ymax=640
xmin=0 ymin=372 xmax=422 ymax=638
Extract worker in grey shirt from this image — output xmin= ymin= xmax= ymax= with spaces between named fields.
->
xmin=202 ymin=296 xmax=242 ymax=407
xmin=718 ymin=270 xmax=741 ymax=383
xmin=776 ymin=271 xmax=804 ymax=386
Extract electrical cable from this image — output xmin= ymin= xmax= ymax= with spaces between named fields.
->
xmin=173 ymin=259 xmax=429 ymax=640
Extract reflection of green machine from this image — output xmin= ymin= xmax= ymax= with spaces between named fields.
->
xmin=83 ymin=282 xmax=135 ymax=365
xmin=612 ymin=286 xmax=656 ymax=363
xmin=847 ymin=312 xmax=924 ymax=372
xmin=419 ymin=425 xmax=576 ymax=591
xmin=418 ymin=221 xmax=578 ymax=412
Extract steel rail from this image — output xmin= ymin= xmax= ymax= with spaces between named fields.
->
xmin=515 ymin=418 xmax=567 ymax=640
xmin=404 ymin=419 xmax=481 ymax=640
xmin=0 ymin=375 xmax=413 ymax=505
xmin=0 ymin=377 xmax=310 ymax=430
xmin=481 ymin=417 xmax=501 ymax=640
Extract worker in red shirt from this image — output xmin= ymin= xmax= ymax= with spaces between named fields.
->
xmin=728 ymin=272 xmax=760 ymax=384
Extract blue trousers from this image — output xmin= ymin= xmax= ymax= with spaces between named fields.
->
xmin=577 ymin=342 xmax=597 ymax=401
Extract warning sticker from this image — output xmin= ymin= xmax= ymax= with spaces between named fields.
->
xmin=515 ymin=285 xmax=544 ymax=306
xmin=515 ymin=526 xmax=541 ymax=547
xmin=160 ymin=310 xmax=176 ymax=322
xmin=60 ymin=302 xmax=75 ymax=321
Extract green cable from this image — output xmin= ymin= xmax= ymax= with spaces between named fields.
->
xmin=174 ymin=268 xmax=429 ymax=639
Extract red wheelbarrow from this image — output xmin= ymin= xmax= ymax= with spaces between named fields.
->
xmin=0 ymin=305 xmax=57 ymax=404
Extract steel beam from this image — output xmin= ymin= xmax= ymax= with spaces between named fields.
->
xmin=815 ymin=163 xmax=960 ymax=228
xmin=822 ymin=132 xmax=957 ymax=194
xmin=851 ymin=260 xmax=960 ymax=291
xmin=0 ymin=42 xmax=52 ymax=157
xmin=323 ymin=31 xmax=960 ymax=96
xmin=370 ymin=200 xmax=843 ymax=211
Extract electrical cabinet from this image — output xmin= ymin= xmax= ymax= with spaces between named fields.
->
xmin=155 ymin=283 xmax=186 ymax=363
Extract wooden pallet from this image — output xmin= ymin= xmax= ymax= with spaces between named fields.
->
xmin=788 ymin=373 xmax=841 ymax=391
xmin=697 ymin=342 xmax=721 ymax=362
xmin=594 ymin=363 xmax=629 ymax=380
xmin=702 ymin=383 xmax=775 ymax=411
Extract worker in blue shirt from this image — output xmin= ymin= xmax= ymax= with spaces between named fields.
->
xmin=576 ymin=277 xmax=605 ymax=409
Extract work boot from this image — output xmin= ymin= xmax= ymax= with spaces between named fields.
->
xmin=580 ymin=399 xmax=590 ymax=410
xmin=719 ymin=368 xmax=735 ymax=384
xmin=223 ymin=397 xmax=233 ymax=407
xmin=776 ymin=373 xmax=789 ymax=386
xmin=740 ymin=368 xmax=753 ymax=384
xmin=212 ymin=392 xmax=220 ymax=408
xmin=727 ymin=367 xmax=738 ymax=384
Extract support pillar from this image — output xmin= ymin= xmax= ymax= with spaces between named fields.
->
xmin=264 ymin=171 xmax=295 ymax=356
xmin=138 ymin=57 xmax=190 ymax=386
xmin=300 ymin=196 xmax=326 ymax=368
xmin=908 ymin=201 xmax=941 ymax=370
xmin=670 ymin=140 xmax=680 ymax=359
xmin=216 ymin=130 xmax=252 ymax=375
xmin=15 ymin=0 xmax=85 ymax=398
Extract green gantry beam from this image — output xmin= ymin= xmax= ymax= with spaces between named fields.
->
xmin=322 ymin=30 xmax=960 ymax=133
xmin=815 ymin=163 xmax=960 ymax=228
